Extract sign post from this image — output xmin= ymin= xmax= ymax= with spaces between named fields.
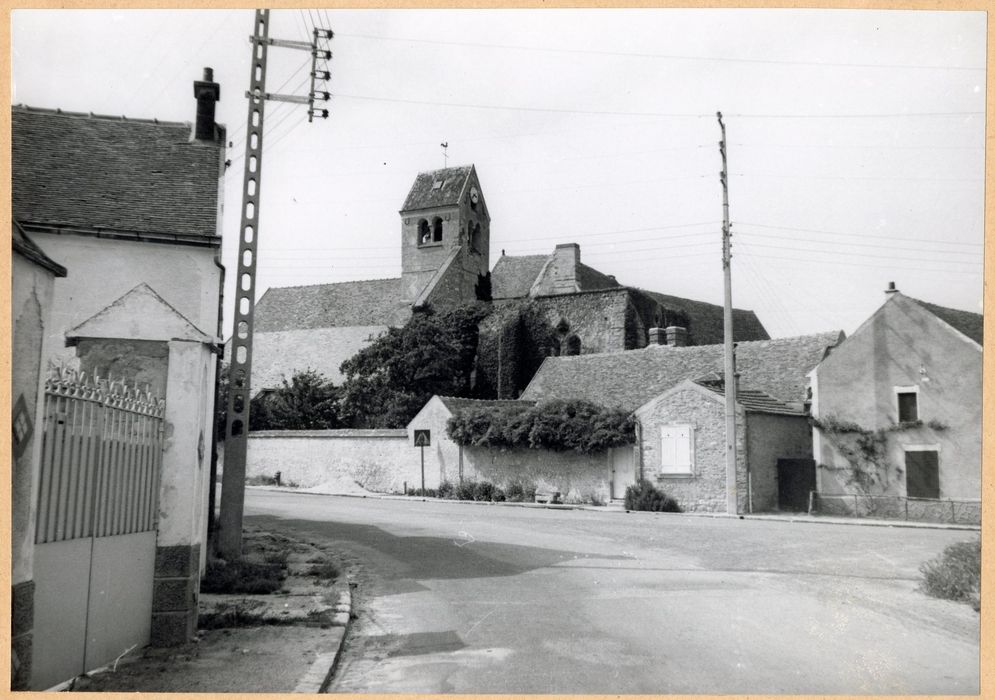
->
xmin=413 ymin=429 xmax=430 ymax=493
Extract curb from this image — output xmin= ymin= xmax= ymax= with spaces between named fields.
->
xmin=292 ymin=587 xmax=354 ymax=693
xmin=248 ymin=486 xmax=978 ymax=531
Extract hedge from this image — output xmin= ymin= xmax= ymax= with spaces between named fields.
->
xmin=446 ymin=399 xmax=635 ymax=453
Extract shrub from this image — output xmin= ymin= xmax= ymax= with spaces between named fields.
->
xmin=455 ymin=480 xmax=477 ymax=501
xmin=437 ymin=481 xmax=456 ymax=499
xmin=624 ymin=480 xmax=681 ymax=512
xmin=201 ymin=559 xmax=284 ymax=594
xmin=473 ymin=481 xmax=495 ymax=501
xmin=446 ymin=399 xmax=635 ymax=453
xmin=505 ymin=482 xmax=525 ymax=502
xmin=406 ymin=486 xmax=438 ymax=497
xmin=491 ymin=487 xmax=506 ymax=502
xmin=305 ymin=560 xmax=341 ymax=583
xmin=920 ymin=539 xmax=980 ymax=611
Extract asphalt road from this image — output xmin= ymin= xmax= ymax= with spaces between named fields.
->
xmin=245 ymin=489 xmax=980 ymax=695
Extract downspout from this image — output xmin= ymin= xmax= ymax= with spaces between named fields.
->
xmin=634 ymin=417 xmax=643 ymax=482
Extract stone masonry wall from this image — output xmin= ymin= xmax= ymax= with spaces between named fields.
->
xmin=531 ymin=289 xmax=633 ymax=355
xmin=636 ymin=387 xmax=747 ymax=513
xmin=463 ymin=446 xmax=612 ymax=504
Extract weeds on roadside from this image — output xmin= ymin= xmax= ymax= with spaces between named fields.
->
xmin=919 ymin=539 xmax=981 ymax=611
xmin=201 ymin=559 xmax=285 ymax=595
xmin=306 ymin=560 xmax=341 ymax=583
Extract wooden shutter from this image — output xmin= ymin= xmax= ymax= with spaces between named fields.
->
xmin=905 ymin=450 xmax=939 ymax=499
xmin=660 ymin=425 xmax=693 ymax=475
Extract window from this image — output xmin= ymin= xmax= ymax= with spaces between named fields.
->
xmin=417 ymin=219 xmax=430 ymax=245
xmin=432 ymin=217 xmax=443 ymax=243
xmin=660 ymin=424 xmax=694 ymax=475
xmin=470 ymin=222 xmax=482 ymax=252
xmin=563 ymin=334 xmax=581 ymax=356
xmin=896 ymin=387 xmax=919 ymax=423
xmin=905 ymin=449 xmax=939 ymax=499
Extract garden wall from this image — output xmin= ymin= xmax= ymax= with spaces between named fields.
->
xmin=462 ymin=446 xmax=612 ymax=504
xmin=243 ymin=430 xmax=415 ymax=493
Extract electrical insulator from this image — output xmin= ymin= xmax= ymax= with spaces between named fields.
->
xmin=313 ymin=49 xmax=332 ymax=59
xmin=311 ymin=91 xmax=330 ymax=101
xmin=312 ymin=70 xmax=331 ymax=80
xmin=309 ymin=108 xmax=329 ymax=119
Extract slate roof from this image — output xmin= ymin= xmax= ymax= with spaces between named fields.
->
xmin=437 ymin=396 xmax=537 ymax=414
xmin=633 ymin=289 xmax=769 ymax=345
xmin=521 ymin=330 xmax=843 ymax=411
xmin=696 ymin=381 xmax=805 ymax=416
xmin=910 ymin=297 xmax=983 ymax=345
xmin=11 ymin=106 xmax=224 ymax=238
xmin=254 ymin=278 xmax=411 ymax=332
xmin=12 ymin=222 xmax=67 ymax=277
xmin=491 ymin=254 xmax=549 ymax=299
xmin=400 ymin=165 xmax=473 ymax=212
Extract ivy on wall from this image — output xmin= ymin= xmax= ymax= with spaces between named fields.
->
xmin=446 ymin=399 xmax=635 ymax=453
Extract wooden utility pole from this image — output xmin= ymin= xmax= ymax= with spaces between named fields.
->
xmin=717 ymin=111 xmax=738 ymax=516
xmin=217 ymin=10 xmax=333 ymax=560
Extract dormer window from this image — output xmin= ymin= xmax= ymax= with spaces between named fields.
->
xmin=431 ymin=179 xmax=445 ymax=190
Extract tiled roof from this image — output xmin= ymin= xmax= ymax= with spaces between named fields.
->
xmin=11 ymin=106 xmax=224 ymax=238
xmin=401 ymin=165 xmax=473 ymax=211
xmin=12 ymin=222 xmax=67 ymax=277
xmin=576 ymin=262 xmax=620 ymax=291
xmin=521 ymin=330 xmax=843 ymax=411
xmin=910 ymin=297 xmax=983 ymax=345
xmin=633 ymin=289 xmax=770 ymax=345
xmin=491 ymin=254 xmax=549 ymax=299
xmin=696 ymin=381 xmax=805 ymax=416
xmin=254 ymin=278 xmax=412 ymax=331
xmin=437 ymin=396 xmax=536 ymax=413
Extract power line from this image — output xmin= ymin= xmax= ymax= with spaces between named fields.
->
xmin=735 ymin=221 xmax=983 ymax=248
xmin=736 ymin=246 xmax=982 ymax=275
xmin=335 ymin=31 xmax=985 ymax=72
xmin=732 ymin=171 xmax=982 ymax=183
xmin=731 ymin=141 xmax=983 ymax=152
xmin=736 ymin=230 xmax=982 ymax=257
xmin=740 ymin=240 xmax=982 ymax=266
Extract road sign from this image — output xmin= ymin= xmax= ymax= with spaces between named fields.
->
xmin=414 ymin=429 xmax=430 ymax=447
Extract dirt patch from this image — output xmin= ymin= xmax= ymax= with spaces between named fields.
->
xmin=75 ymin=627 xmax=345 ymax=693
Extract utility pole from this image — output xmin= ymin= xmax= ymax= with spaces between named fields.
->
xmin=717 ymin=111 xmax=738 ymax=516
xmin=217 ymin=10 xmax=333 ymax=560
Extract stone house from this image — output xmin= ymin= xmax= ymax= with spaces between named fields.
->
xmin=10 ymin=69 xmax=226 ymax=688
xmin=520 ymin=331 xmax=843 ymax=512
xmin=809 ymin=285 xmax=982 ymax=520
xmin=248 ymin=165 xmax=769 ymax=394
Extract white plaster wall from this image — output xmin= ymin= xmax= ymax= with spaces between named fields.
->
xmin=29 ymin=233 xmax=221 ymax=364
xmin=245 ymin=431 xmax=414 ymax=493
xmin=406 ymin=396 xmax=464 ymax=486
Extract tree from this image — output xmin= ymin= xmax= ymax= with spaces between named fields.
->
xmin=251 ymin=369 xmax=340 ymax=430
xmin=339 ymin=303 xmax=491 ymax=428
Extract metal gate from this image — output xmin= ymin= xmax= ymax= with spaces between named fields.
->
xmin=32 ymin=368 xmax=164 ymax=689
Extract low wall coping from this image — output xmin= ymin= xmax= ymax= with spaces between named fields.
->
xmin=248 ymin=429 xmax=408 ymax=439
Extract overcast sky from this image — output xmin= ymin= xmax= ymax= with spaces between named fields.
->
xmin=11 ymin=8 xmax=986 ymax=338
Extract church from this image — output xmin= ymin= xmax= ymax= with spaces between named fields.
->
xmin=247 ymin=164 xmax=769 ymax=394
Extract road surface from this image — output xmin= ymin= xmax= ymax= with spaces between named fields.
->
xmin=245 ymin=489 xmax=979 ymax=694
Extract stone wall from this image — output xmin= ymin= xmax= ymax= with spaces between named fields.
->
xmin=530 ymin=289 xmax=633 ymax=354
xmin=636 ymin=385 xmax=747 ymax=513
xmin=245 ymin=430 xmax=414 ymax=493
xmin=463 ymin=446 xmax=612 ymax=504
xmin=744 ymin=412 xmax=812 ymax=512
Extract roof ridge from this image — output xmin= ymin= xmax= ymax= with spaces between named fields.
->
xmin=907 ymin=295 xmax=982 ymax=318
xmin=266 ymin=276 xmax=401 ymax=292
xmin=13 ymin=103 xmax=191 ymax=129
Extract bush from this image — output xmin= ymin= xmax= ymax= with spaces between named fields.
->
xmin=406 ymin=486 xmax=438 ymax=497
xmin=437 ymin=481 xmax=456 ymax=499
xmin=920 ymin=539 xmax=981 ymax=611
xmin=473 ymin=481 xmax=495 ymax=501
xmin=491 ymin=487 xmax=506 ymax=502
xmin=505 ymin=482 xmax=525 ymax=502
xmin=201 ymin=559 xmax=285 ymax=594
xmin=455 ymin=480 xmax=477 ymax=501
xmin=446 ymin=399 xmax=635 ymax=453
xmin=305 ymin=560 xmax=341 ymax=583
xmin=624 ymin=480 xmax=681 ymax=512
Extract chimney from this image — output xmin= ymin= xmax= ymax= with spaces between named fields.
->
xmin=552 ymin=243 xmax=580 ymax=294
xmin=665 ymin=326 xmax=688 ymax=347
xmin=648 ymin=327 xmax=666 ymax=345
xmin=884 ymin=281 xmax=899 ymax=295
xmin=193 ymin=67 xmax=221 ymax=141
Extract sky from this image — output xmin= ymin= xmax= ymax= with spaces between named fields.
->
xmin=10 ymin=8 xmax=987 ymax=338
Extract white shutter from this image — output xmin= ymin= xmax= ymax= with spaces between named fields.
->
xmin=660 ymin=424 xmax=693 ymax=475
